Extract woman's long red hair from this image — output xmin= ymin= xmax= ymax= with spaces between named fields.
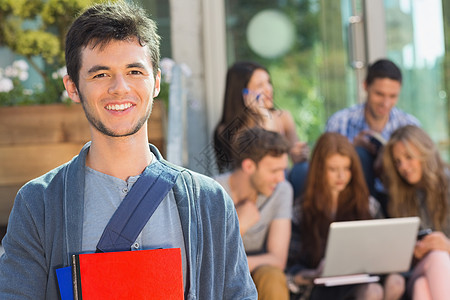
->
xmin=299 ymin=133 xmax=371 ymax=267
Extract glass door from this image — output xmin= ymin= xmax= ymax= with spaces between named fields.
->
xmin=383 ymin=0 xmax=449 ymax=158
xmin=224 ymin=0 xmax=367 ymax=145
xmin=225 ymin=0 xmax=450 ymax=156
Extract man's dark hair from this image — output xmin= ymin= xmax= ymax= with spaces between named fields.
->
xmin=232 ymin=127 xmax=291 ymax=169
xmin=365 ymin=59 xmax=402 ymax=86
xmin=65 ymin=0 xmax=160 ymax=88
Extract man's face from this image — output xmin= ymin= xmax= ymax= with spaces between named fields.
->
xmin=64 ymin=38 xmax=160 ymax=138
xmin=365 ymin=78 xmax=401 ymax=121
xmin=248 ymin=154 xmax=288 ymax=197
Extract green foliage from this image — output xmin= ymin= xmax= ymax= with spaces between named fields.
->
xmin=156 ymin=81 xmax=170 ymax=109
xmin=225 ymin=0 xmax=325 ymax=145
xmin=0 ymin=59 xmax=69 ymax=106
xmin=16 ymin=31 xmax=60 ymax=63
xmin=0 ymin=75 xmax=68 ymax=106
xmin=269 ymin=49 xmax=325 ymax=145
xmin=0 ymin=0 xmax=106 ymax=106
xmin=42 ymin=0 xmax=93 ymax=24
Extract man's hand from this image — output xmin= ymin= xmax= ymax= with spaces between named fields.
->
xmin=353 ymin=130 xmax=377 ymax=155
xmin=290 ymin=141 xmax=310 ymax=163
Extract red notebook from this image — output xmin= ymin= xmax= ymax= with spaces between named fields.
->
xmin=71 ymin=248 xmax=183 ymax=300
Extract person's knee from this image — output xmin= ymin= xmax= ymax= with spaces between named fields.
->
xmin=384 ymin=273 xmax=406 ymax=299
xmin=358 ymin=283 xmax=384 ymax=300
xmin=422 ymin=250 xmax=449 ymax=271
xmin=412 ymin=276 xmax=429 ymax=298
xmin=252 ymin=265 xmax=286 ymax=285
xmin=252 ymin=265 xmax=289 ymax=299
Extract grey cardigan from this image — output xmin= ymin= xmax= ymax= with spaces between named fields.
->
xmin=0 ymin=143 xmax=257 ymax=299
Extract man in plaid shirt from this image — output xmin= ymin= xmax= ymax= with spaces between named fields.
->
xmin=325 ymin=59 xmax=420 ymax=214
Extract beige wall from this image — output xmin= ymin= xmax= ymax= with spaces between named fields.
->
xmin=169 ymin=0 xmax=227 ymax=174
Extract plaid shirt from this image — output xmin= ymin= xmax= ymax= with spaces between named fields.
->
xmin=325 ymin=103 xmax=420 ymax=142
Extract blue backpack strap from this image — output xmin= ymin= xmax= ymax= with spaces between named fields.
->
xmin=96 ymin=159 xmax=180 ymax=253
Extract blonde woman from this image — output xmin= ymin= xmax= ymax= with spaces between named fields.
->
xmin=383 ymin=125 xmax=450 ymax=300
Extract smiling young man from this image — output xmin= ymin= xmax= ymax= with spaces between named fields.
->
xmin=326 ymin=59 xmax=420 ymax=144
xmin=0 ymin=2 xmax=256 ymax=299
xmin=214 ymin=127 xmax=293 ymax=300
xmin=325 ymin=59 xmax=420 ymax=213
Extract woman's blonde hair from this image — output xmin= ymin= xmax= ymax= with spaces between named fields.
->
xmin=383 ymin=125 xmax=448 ymax=229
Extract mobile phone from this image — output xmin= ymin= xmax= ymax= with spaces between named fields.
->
xmin=417 ymin=228 xmax=432 ymax=240
xmin=367 ymin=132 xmax=386 ymax=152
xmin=368 ymin=136 xmax=384 ymax=151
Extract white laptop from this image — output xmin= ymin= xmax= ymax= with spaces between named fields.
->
xmin=314 ymin=217 xmax=420 ymax=286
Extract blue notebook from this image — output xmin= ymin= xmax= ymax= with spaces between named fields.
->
xmin=56 ymin=266 xmax=74 ymax=300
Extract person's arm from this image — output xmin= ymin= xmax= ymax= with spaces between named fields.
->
xmin=289 ymin=259 xmax=324 ymax=286
xmin=221 ymin=194 xmax=258 ymax=299
xmin=279 ymin=110 xmax=299 ymax=144
xmin=0 ymin=191 xmax=47 ymax=299
xmin=247 ymin=218 xmax=291 ymax=272
xmin=279 ymin=110 xmax=309 ymax=163
xmin=414 ymin=231 xmax=450 ymax=259
xmin=353 ymin=130 xmax=378 ymax=154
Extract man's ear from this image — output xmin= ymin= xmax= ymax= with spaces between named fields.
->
xmin=241 ymin=158 xmax=256 ymax=174
xmin=363 ymin=80 xmax=368 ymax=92
xmin=63 ymin=75 xmax=81 ymax=103
xmin=153 ymin=68 xmax=161 ymax=98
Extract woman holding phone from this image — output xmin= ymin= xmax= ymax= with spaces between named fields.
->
xmin=213 ymin=61 xmax=309 ymax=174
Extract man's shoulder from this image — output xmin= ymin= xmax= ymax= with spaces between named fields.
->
xmin=164 ymin=162 xmax=228 ymax=196
xmin=18 ymin=160 xmax=71 ymax=197
xmin=212 ymin=172 xmax=231 ymax=188
xmin=271 ymin=181 xmax=293 ymax=203
xmin=276 ymin=180 xmax=293 ymax=193
xmin=181 ymin=168 xmax=224 ymax=189
xmin=390 ymin=107 xmax=421 ymax=125
xmin=11 ymin=159 xmax=76 ymax=221
xmin=328 ymin=104 xmax=363 ymax=121
xmin=326 ymin=104 xmax=364 ymax=132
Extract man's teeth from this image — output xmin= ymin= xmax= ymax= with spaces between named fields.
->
xmin=106 ymin=103 xmax=132 ymax=111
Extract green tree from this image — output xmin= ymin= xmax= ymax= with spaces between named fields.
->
xmin=0 ymin=0 xmax=108 ymax=105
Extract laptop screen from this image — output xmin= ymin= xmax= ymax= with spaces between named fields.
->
xmin=321 ymin=217 xmax=420 ymax=277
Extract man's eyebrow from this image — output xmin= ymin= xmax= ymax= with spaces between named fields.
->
xmin=86 ymin=63 xmax=148 ymax=74
xmin=87 ymin=65 xmax=110 ymax=74
xmin=127 ymin=62 xmax=147 ymax=69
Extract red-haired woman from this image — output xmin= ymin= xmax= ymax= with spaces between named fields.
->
xmin=287 ymin=132 xmax=404 ymax=300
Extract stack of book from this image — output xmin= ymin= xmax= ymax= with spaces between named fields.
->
xmin=57 ymin=248 xmax=183 ymax=300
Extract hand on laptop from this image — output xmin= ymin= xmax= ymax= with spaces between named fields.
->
xmin=292 ymin=259 xmax=325 ymax=285
xmin=414 ymin=231 xmax=450 ymax=259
